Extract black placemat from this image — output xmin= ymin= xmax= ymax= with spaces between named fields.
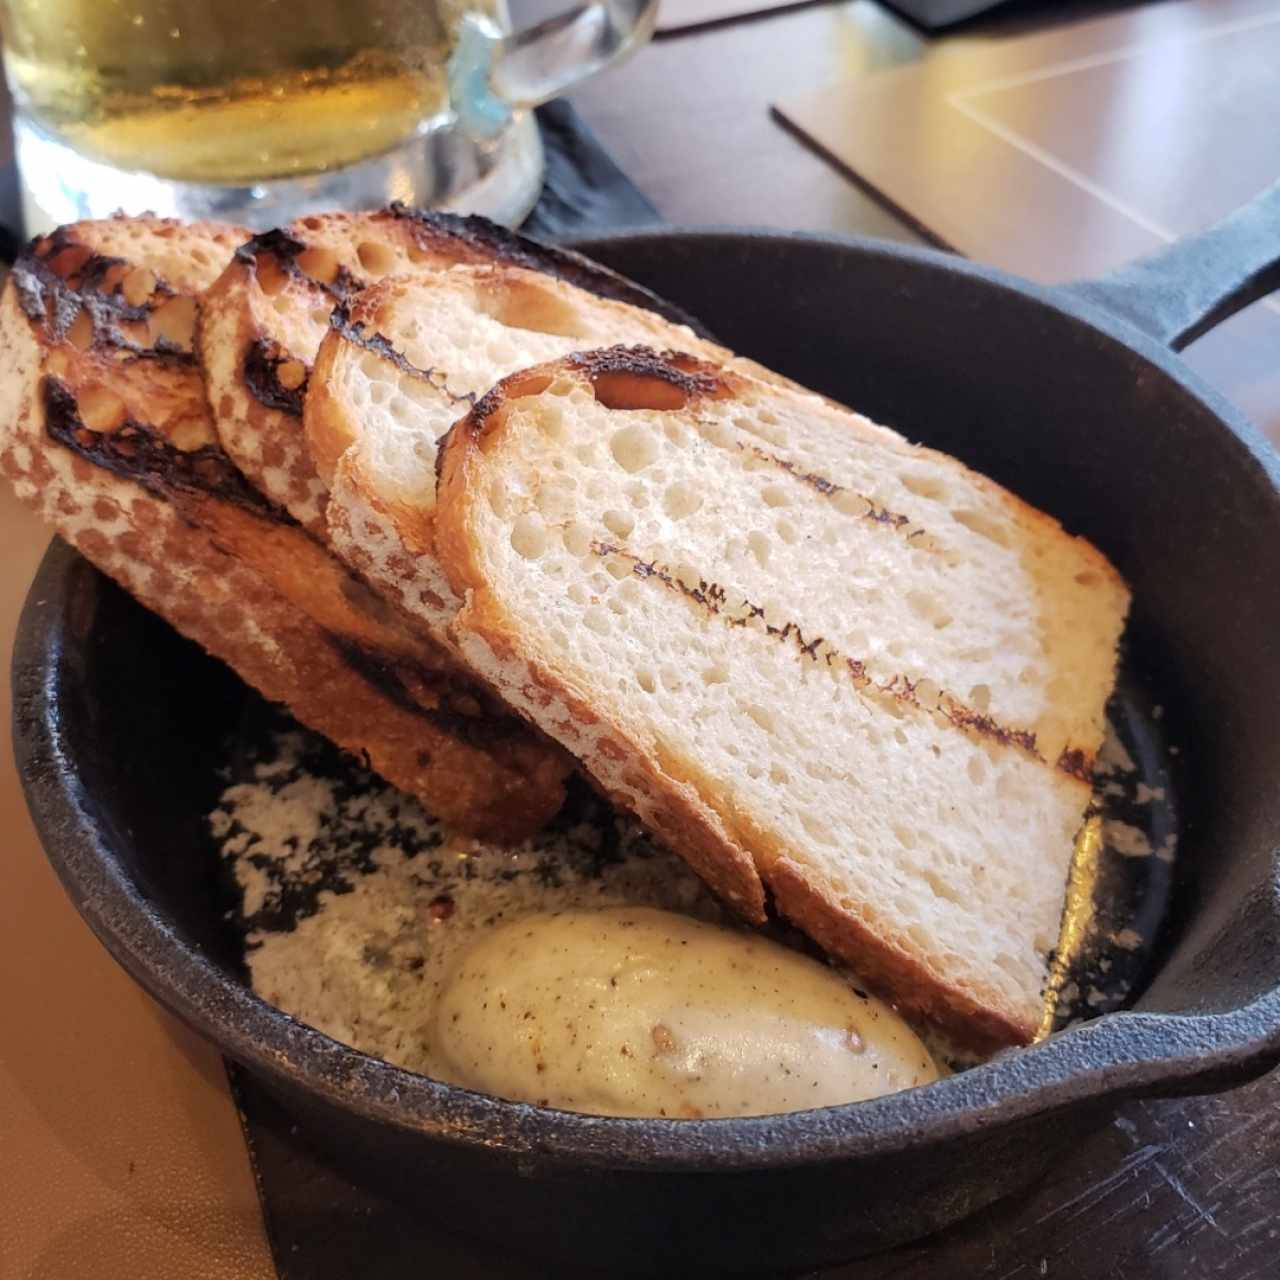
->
xmin=225 ymin=99 xmax=664 ymax=1280
xmin=523 ymin=100 xmax=660 ymax=238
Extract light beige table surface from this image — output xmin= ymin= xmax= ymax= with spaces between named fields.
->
xmin=0 ymin=489 xmax=274 ymax=1280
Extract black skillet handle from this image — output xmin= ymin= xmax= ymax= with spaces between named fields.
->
xmin=1062 ymin=180 xmax=1280 ymax=351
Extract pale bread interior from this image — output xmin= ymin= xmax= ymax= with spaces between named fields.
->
xmin=201 ymin=209 xmax=714 ymax=529
xmin=309 ymin=265 xmax=752 ymax=640
xmin=312 ymin=266 xmax=730 ymax=506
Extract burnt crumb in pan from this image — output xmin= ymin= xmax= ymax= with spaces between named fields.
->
xmin=210 ymin=702 xmax=725 ymax=1077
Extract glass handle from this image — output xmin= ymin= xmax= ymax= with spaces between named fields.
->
xmin=450 ymin=1 xmax=659 ymax=139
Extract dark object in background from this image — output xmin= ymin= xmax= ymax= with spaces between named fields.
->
xmin=13 ymin=177 xmax=1280 ymax=1272
xmin=878 ymin=0 xmax=1013 ymax=29
xmin=524 ymin=100 xmax=661 ymax=237
xmin=0 ymin=161 xmax=22 ymax=263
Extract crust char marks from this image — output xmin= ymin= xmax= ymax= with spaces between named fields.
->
xmin=44 ymin=376 xmax=290 ymax=524
xmin=233 ymin=227 xmax=362 ymax=301
xmin=244 ymin=336 xmax=308 ymax=416
xmin=233 ymin=226 xmax=306 ymax=268
xmin=385 ymin=204 xmax=713 ymax=335
xmin=13 ymin=238 xmax=192 ymax=362
xmin=1055 ymin=747 xmax=1093 ymax=783
xmin=327 ymin=634 xmax=538 ymax=750
xmin=564 ymin=345 xmax=725 ymax=392
xmin=739 ymin=442 xmax=912 ymax=529
xmin=462 ymin=346 xmax=729 ymax=449
xmin=328 ymin=302 xmax=473 ymax=406
xmin=588 ymin=538 xmax=1076 ymax=771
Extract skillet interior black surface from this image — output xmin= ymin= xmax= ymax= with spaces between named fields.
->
xmin=14 ymin=227 xmax=1280 ymax=1273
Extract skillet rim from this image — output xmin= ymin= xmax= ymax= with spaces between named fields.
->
xmin=12 ymin=228 xmax=1280 ymax=1174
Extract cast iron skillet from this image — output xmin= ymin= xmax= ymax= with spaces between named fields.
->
xmin=13 ymin=186 xmax=1280 ymax=1274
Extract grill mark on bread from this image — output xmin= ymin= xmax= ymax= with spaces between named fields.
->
xmin=589 ymin=538 xmax=1076 ymax=770
xmin=44 ymin=376 xmax=291 ymax=523
xmin=736 ymin=442 xmax=913 ymax=529
xmin=328 ymin=302 xmax=474 ymax=406
xmin=937 ymin=700 xmax=1040 ymax=758
xmin=244 ymin=336 xmax=308 ymax=417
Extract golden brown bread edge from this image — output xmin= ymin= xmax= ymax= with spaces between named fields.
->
xmin=435 ymin=347 xmax=1088 ymax=1052
xmin=0 ymin=219 xmax=571 ymax=842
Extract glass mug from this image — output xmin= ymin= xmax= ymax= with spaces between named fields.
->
xmin=0 ymin=0 xmax=658 ymax=232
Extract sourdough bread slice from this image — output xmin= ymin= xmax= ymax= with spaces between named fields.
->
xmin=432 ymin=348 xmax=1131 ymax=1049
xmin=0 ymin=217 xmax=570 ymax=841
xmin=198 ymin=205 xmax=704 ymax=530
xmin=307 ymin=264 xmax=739 ymax=639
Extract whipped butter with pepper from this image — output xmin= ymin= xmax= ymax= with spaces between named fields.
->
xmin=429 ymin=906 xmax=940 ymax=1118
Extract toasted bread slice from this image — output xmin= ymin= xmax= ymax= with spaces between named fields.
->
xmin=0 ymin=218 xmax=570 ymax=841
xmin=198 ymin=205 xmax=705 ymax=531
xmin=305 ymin=264 xmax=740 ymax=639
xmin=432 ymin=349 xmax=1131 ymax=1049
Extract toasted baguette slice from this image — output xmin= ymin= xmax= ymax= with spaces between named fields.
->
xmin=0 ymin=218 xmax=569 ymax=841
xmin=433 ymin=349 xmax=1131 ymax=1049
xmin=198 ymin=205 xmax=705 ymax=530
xmin=323 ymin=271 xmax=1126 ymax=769
xmin=306 ymin=264 xmax=740 ymax=640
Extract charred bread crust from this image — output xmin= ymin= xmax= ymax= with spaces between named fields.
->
xmin=44 ymin=376 xmax=289 ymax=523
xmin=447 ymin=346 xmax=735 ymax=472
xmin=228 ymin=207 xmax=712 ymax=418
xmin=2 ymin=221 xmax=572 ymax=841
xmin=383 ymin=204 xmax=714 ymax=336
xmin=236 ymin=205 xmax=711 ymax=336
xmin=197 ymin=248 xmax=329 ymax=530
